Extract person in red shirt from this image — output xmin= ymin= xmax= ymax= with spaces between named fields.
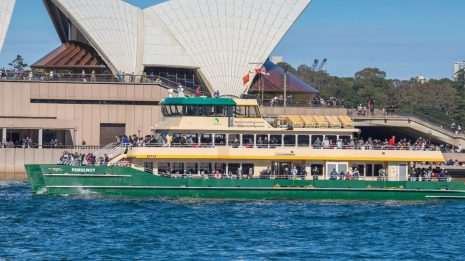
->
xmin=388 ymin=136 xmax=396 ymax=147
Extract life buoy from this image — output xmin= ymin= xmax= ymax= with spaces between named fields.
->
xmin=214 ymin=173 xmax=222 ymax=179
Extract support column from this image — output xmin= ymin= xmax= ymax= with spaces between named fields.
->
xmin=73 ymin=129 xmax=78 ymax=147
xmin=2 ymin=128 xmax=6 ymax=145
xmin=38 ymin=129 xmax=43 ymax=149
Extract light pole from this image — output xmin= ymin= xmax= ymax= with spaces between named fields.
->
xmin=284 ymin=70 xmax=288 ymax=114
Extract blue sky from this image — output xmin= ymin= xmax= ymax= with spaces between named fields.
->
xmin=0 ymin=0 xmax=464 ymax=79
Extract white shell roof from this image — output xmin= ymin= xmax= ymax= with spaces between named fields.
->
xmin=147 ymin=0 xmax=311 ymax=96
xmin=49 ymin=0 xmax=311 ymax=96
xmin=49 ymin=0 xmax=142 ymax=74
xmin=0 ymin=0 xmax=15 ymax=53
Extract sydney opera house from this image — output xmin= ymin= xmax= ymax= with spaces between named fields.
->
xmin=0 ymin=0 xmax=319 ymax=153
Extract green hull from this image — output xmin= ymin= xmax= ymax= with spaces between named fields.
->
xmin=25 ymin=164 xmax=465 ymax=200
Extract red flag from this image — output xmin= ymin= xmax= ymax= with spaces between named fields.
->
xmin=242 ymin=73 xmax=250 ymax=84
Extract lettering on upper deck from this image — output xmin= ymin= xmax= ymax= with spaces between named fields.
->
xmin=71 ymin=168 xmax=96 ymax=173
xmin=145 ymin=155 xmax=157 ymax=159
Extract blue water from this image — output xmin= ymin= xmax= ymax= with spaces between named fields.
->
xmin=1 ymin=182 xmax=465 ymax=260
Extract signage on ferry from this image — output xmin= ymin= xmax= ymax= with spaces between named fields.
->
xmin=71 ymin=168 xmax=96 ymax=173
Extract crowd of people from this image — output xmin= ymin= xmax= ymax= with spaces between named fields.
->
xmin=409 ymin=167 xmax=451 ymax=182
xmin=58 ymin=151 xmax=109 ymax=166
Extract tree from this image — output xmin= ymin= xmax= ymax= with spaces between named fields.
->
xmin=8 ymin=55 xmax=28 ymax=71
xmin=455 ymin=68 xmax=465 ymax=90
xmin=354 ymin=68 xmax=386 ymax=80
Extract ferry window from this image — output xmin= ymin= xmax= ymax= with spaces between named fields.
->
xmin=340 ymin=136 xmax=351 ymax=144
xmin=284 ymin=135 xmax=296 ymax=147
xmin=326 ymin=135 xmax=337 ymax=145
xmin=172 ymin=163 xmax=184 ymax=174
xmin=200 ymin=134 xmax=212 ymax=146
xmin=242 ymin=163 xmax=254 ymax=176
xmin=228 ymin=163 xmax=240 ymax=174
xmin=185 ymin=163 xmax=198 ymax=174
xmin=248 ymin=106 xmax=260 ymax=118
xmin=243 ymin=134 xmax=254 ymax=147
xmin=199 ymin=163 xmax=211 ymax=174
xmin=311 ymin=164 xmax=324 ymax=176
xmin=214 ymin=134 xmax=227 ymax=146
xmin=374 ymin=164 xmax=384 ymax=177
xmin=298 ymin=135 xmax=310 ymax=147
xmin=257 ymin=135 xmax=269 ymax=148
xmin=144 ymin=162 xmax=154 ymax=172
xmin=234 ymin=106 xmax=247 ymax=117
xmin=186 ymin=134 xmax=199 ymax=145
xmin=312 ymin=135 xmax=323 ymax=147
xmin=214 ymin=163 xmax=226 ymax=174
xmin=228 ymin=134 xmax=240 ymax=147
xmin=352 ymin=164 xmax=365 ymax=176
xmin=162 ymin=106 xmax=169 ymax=116
xmin=158 ymin=163 xmax=170 ymax=175
xmin=270 ymin=135 xmax=282 ymax=147
xmin=366 ymin=164 xmax=373 ymax=176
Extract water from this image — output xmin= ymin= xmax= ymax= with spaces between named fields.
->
xmin=1 ymin=182 xmax=465 ymax=261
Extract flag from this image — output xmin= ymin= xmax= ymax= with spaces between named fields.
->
xmin=255 ymin=67 xmax=270 ymax=76
xmin=242 ymin=73 xmax=250 ymax=85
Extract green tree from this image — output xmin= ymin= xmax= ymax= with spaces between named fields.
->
xmin=8 ymin=55 xmax=28 ymax=71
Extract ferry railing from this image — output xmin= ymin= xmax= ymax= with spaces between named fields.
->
xmin=140 ymin=143 xmax=439 ymax=152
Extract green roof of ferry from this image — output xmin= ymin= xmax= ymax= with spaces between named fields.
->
xmin=161 ymin=97 xmax=237 ymax=106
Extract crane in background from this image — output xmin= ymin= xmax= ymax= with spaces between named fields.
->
xmin=310 ymin=58 xmax=328 ymax=72
xmin=317 ymin=58 xmax=327 ymax=72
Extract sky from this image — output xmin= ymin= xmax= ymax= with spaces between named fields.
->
xmin=0 ymin=0 xmax=464 ymax=80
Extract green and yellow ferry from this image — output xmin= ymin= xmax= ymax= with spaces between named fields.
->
xmin=25 ymin=97 xmax=465 ymax=200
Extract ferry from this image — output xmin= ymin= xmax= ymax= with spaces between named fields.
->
xmin=25 ymin=96 xmax=465 ymax=200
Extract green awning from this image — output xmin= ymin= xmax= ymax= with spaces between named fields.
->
xmin=161 ymin=97 xmax=237 ymax=106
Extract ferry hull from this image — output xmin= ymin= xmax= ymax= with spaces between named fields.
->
xmin=26 ymin=165 xmax=465 ymax=201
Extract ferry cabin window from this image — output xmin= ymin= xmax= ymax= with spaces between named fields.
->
xmin=284 ymin=135 xmax=296 ymax=147
xmin=351 ymin=164 xmax=365 ymax=176
xmin=270 ymin=135 xmax=282 ymax=147
xmin=228 ymin=134 xmax=240 ymax=147
xmin=158 ymin=163 xmax=171 ymax=175
xmin=214 ymin=134 xmax=227 ymax=146
xmin=311 ymin=164 xmax=324 ymax=176
xmin=162 ymin=105 xmax=232 ymax=117
xmin=214 ymin=163 xmax=226 ymax=174
xmin=242 ymin=134 xmax=254 ymax=147
xmin=228 ymin=163 xmax=240 ymax=174
xmin=242 ymin=164 xmax=254 ymax=176
xmin=185 ymin=163 xmax=198 ymax=174
xmin=298 ymin=135 xmax=310 ymax=147
xmin=199 ymin=163 xmax=212 ymax=174
xmin=365 ymin=164 xmax=384 ymax=176
xmin=234 ymin=106 xmax=260 ymax=118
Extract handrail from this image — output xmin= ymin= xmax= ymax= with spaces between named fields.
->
xmin=351 ymin=109 xmax=465 ymax=139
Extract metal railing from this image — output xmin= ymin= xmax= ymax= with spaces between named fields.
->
xmin=351 ymin=109 xmax=465 ymax=139
xmin=0 ymin=72 xmax=197 ymax=95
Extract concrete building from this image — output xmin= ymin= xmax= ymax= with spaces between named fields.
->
xmin=42 ymin=0 xmax=312 ymax=97
xmin=454 ymin=61 xmax=465 ymax=78
xmin=0 ymin=0 xmax=15 ymax=52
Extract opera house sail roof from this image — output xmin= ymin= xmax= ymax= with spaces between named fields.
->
xmin=0 ymin=0 xmax=15 ymax=53
xmin=43 ymin=0 xmax=312 ymax=96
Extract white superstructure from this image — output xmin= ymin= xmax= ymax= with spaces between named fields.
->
xmin=0 ymin=0 xmax=15 ymax=53
xmin=44 ymin=0 xmax=311 ymax=96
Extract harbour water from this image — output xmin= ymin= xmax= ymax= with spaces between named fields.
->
xmin=1 ymin=181 xmax=465 ymax=260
